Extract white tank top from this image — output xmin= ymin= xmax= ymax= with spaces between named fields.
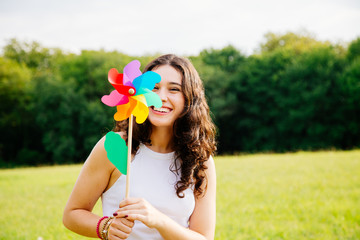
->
xmin=101 ymin=143 xmax=195 ymax=239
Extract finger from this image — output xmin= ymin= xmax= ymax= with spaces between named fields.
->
xmin=108 ymin=223 xmax=131 ymax=239
xmin=117 ymin=208 xmax=147 ymax=218
xmin=108 ymin=230 xmax=129 ymax=240
xmin=108 ymin=227 xmax=129 ymax=240
xmin=120 ymin=217 xmax=135 ymax=228
xmin=119 ymin=197 xmax=143 ymax=208
xmin=108 ymin=232 xmax=126 ymax=240
xmin=111 ymin=218 xmax=133 ymax=234
xmin=124 ymin=213 xmax=146 ymax=223
xmin=113 ymin=202 xmax=145 ymax=217
xmin=118 ymin=202 xmax=144 ymax=212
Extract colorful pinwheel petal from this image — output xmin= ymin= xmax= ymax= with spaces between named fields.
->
xmin=104 ymin=131 xmax=128 ymax=175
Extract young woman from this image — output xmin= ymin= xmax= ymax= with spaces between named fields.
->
xmin=63 ymin=54 xmax=217 ymax=240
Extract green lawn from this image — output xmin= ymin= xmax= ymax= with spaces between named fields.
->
xmin=1 ymin=150 xmax=359 ymax=239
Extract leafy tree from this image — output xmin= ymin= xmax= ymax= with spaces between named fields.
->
xmin=346 ymin=37 xmax=360 ymax=62
xmin=259 ymin=31 xmax=334 ymax=55
xmin=201 ymin=33 xmax=348 ymax=153
xmin=273 ymin=46 xmax=346 ymax=151
xmin=30 ymin=72 xmax=73 ymax=163
xmin=3 ymin=38 xmax=63 ymax=71
xmin=195 ymin=46 xmax=247 ymax=152
xmin=1 ymin=34 xmax=360 ymax=166
xmin=199 ymin=45 xmax=246 ymax=73
xmin=336 ymin=57 xmax=360 ymax=148
xmin=0 ymin=57 xmax=34 ymax=165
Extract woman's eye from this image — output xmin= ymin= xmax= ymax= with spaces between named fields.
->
xmin=170 ymin=88 xmax=180 ymax=92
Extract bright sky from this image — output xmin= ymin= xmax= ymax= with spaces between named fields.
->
xmin=0 ymin=0 xmax=359 ymax=56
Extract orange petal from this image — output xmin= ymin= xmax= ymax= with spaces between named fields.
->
xmin=114 ymin=98 xmax=137 ymax=121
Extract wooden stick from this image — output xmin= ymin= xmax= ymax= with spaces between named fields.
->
xmin=125 ymin=114 xmax=133 ymax=198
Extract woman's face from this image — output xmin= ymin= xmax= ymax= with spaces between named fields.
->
xmin=148 ymin=65 xmax=185 ymax=129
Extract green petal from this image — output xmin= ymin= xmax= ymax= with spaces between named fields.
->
xmin=104 ymin=131 xmax=128 ymax=175
xmin=142 ymin=90 xmax=162 ymax=108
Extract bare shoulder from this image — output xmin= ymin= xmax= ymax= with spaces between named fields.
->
xmin=85 ymin=131 xmax=128 ymax=172
xmin=205 ymin=155 xmax=216 ymax=178
xmin=113 ymin=131 xmax=127 ymax=140
xmin=206 ymin=155 xmax=215 ymax=168
xmin=84 ymin=134 xmax=114 ymax=173
xmin=63 ymin=135 xmax=117 ymax=213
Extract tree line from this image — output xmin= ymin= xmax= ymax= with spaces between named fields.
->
xmin=1 ymin=32 xmax=360 ymax=167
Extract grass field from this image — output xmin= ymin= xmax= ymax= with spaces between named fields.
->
xmin=0 ymin=150 xmax=359 ymax=239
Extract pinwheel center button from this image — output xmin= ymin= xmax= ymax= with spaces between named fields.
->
xmin=128 ymin=88 xmax=135 ymax=95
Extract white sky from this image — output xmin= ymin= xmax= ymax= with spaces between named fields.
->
xmin=0 ymin=0 xmax=359 ymax=56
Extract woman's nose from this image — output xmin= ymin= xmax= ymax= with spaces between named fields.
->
xmin=157 ymin=89 xmax=168 ymax=102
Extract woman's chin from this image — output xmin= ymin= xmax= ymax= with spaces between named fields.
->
xmin=148 ymin=116 xmax=174 ymax=128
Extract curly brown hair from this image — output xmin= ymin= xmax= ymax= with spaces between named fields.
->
xmin=113 ymin=54 xmax=216 ymax=198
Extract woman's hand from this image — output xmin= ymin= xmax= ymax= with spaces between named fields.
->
xmin=107 ymin=217 xmax=134 ymax=240
xmin=114 ymin=198 xmax=165 ymax=229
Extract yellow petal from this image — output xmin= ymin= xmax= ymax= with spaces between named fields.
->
xmin=131 ymin=95 xmax=148 ymax=124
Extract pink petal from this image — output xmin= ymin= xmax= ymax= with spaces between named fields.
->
xmin=101 ymin=90 xmax=129 ymax=107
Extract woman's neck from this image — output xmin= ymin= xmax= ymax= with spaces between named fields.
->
xmin=148 ymin=126 xmax=174 ymax=153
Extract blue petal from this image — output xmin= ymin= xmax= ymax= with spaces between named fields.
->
xmin=133 ymin=71 xmax=161 ymax=94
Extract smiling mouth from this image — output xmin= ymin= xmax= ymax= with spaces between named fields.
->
xmin=152 ymin=107 xmax=172 ymax=113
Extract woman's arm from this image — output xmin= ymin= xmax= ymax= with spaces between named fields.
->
xmin=63 ymin=135 xmax=134 ymax=240
xmin=115 ymin=156 xmax=217 ymax=240
xmin=63 ymin=136 xmax=114 ymax=237
xmin=188 ymin=155 xmax=217 ymax=239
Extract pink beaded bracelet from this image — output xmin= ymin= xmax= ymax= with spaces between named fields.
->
xmin=96 ymin=216 xmax=108 ymax=239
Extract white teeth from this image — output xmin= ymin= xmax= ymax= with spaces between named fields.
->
xmin=153 ymin=107 xmax=170 ymax=113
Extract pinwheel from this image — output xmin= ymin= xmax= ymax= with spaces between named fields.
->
xmin=101 ymin=60 xmax=162 ymax=124
xmin=101 ymin=60 xmax=162 ymax=197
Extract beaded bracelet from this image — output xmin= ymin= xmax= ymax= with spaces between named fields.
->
xmin=105 ymin=218 xmax=114 ymax=240
xmin=101 ymin=216 xmax=114 ymax=240
xmin=96 ymin=216 xmax=108 ymax=239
